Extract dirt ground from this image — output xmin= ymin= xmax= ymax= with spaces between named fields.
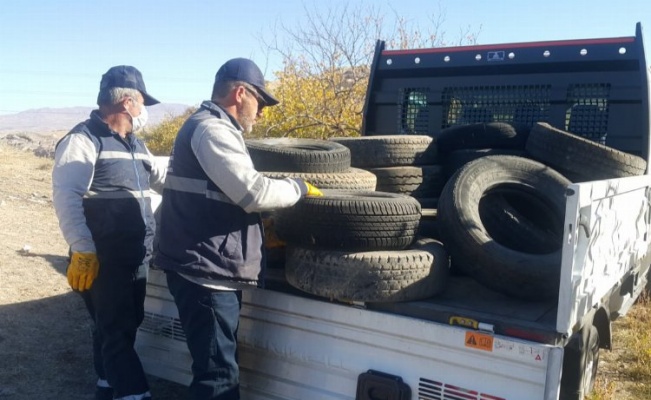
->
xmin=0 ymin=143 xmax=185 ymax=399
xmin=0 ymin=142 xmax=642 ymax=400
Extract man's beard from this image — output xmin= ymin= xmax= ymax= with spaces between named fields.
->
xmin=240 ymin=114 xmax=254 ymax=134
xmin=237 ymin=100 xmax=255 ymax=134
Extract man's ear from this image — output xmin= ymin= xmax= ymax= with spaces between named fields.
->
xmin=119 ymin=96 xmax=132 ymax=111
xmin=233 ymin=85 xmax=246 ymax=104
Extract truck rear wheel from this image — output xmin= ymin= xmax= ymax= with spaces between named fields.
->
xmin=560 ymin=325 xmax=600 ymax=400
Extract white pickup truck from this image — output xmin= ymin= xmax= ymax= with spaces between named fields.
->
xmin=137 ymin=23 xmax=651 ymax=400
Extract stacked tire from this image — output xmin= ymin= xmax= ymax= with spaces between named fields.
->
xmin=329 ymin=135 xmax=445 ymax=240
xmin=245 ymin=138 xmax=376 ymax=190
xmin=246 ymin=137 xmax=450 ymax=303
xmin=329 ymin=135 xmax=443 ymax=208
xmin=275 ymin=191 xmax=450 ymax=303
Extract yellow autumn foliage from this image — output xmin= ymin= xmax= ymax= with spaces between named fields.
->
xmin=251 ymin=62 xmax=369 ymax=139
xmin=144 ymin=107 xmax=196 ymax=155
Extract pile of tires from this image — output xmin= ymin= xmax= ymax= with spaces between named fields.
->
xmin=245 ymin=138 xmax=377 ymax=190
xmin=245 ymin=138 xmax=374 ymax=269
xmin=437 ymin=155 xmax=568 ymax=300
xmin=246 ymin=124 xmax=647 ymax=303
xmin=275 ymin=192 xmax=449 ymax=303
xmin=432 ymin=121 xmax=647 ymax=300
xmin=246 ymin=137 xmax=450 ymax=303
xmin=329 ymin=135 xmax=442 ymax=208
xmin=436 ymin=122 xmax=530 ymax=179
xmin=329 ymin=135 xmax=444 ymax=239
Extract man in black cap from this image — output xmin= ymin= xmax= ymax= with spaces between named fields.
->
xmin=52 ymin=65 xmax=167 ymax=400
xmin=154 ymin=58 xmax=322 ymax=400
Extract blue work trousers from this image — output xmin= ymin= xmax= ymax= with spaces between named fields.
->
xmin=166 ymin=271 xmax=242 ymax=400
xmin=79 ymin=263 xmax=149 ymax=398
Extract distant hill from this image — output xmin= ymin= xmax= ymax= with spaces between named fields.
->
xmin=0 ymin=103 xmax=192 ymax=135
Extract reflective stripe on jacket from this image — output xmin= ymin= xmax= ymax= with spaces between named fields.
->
xmin=154 ymin=102 xmax=265 ymax=284
xmin=53 ymin=111 xmax=156 ymax=267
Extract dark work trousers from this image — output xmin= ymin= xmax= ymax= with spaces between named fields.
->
xmin=166 ymin=271 xmax=242 ymax=400
xmin=80 ymin=262 xmax=149 ymax=398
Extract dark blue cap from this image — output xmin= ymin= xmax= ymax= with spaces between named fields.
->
xmin=215 ymin=58 xmax=279 ymax=106
xmin=99 ymin=65 xmax=159 ymax=106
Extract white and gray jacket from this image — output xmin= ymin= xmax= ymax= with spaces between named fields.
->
xmin=52 ymin=110 xmax=167 ymax=267
xmin=154 ymin=101 xmax=305 ymax=285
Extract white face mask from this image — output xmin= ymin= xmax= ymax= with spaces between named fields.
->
xmin=127 ymin=98 xmax=149 ymax=133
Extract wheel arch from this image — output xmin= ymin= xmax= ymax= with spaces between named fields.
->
xmin=592 ymin=306 xmax=612 ymax=350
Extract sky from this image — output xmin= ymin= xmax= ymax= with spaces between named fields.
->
xmin=0 ymin=0 xmax=649 ymax=115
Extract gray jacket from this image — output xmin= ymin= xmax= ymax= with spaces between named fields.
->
xmin=53 ymin=110 xmax=167 ymax=266
xmin=154 ymin=101 xmax=304 ymax=285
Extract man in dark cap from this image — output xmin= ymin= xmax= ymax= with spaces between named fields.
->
xmin=154 ymin=58 xmax=322 ymax=400
xmin=52 ymin=65 xmax=167 ymax=400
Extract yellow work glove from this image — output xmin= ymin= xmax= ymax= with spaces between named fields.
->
xmin=67 ymin=252 xmax=99 ymax=292
xmin=305 ymin=181 xmax=324 ymax=197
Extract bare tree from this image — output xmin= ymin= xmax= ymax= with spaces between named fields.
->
xmin=254 ymin=2 xmax=481 ymax=138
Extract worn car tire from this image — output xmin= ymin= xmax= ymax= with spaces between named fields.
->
xmin=366 ymin=165 xmax=445 ymax=198
xmin=436 ymin=122 xmax=529 ymax=154
xmin=480 ymin=193 xmax=563 ymax=254
xmin=275 ymin=191 xmax=421 ymax=251
xmin=261 ymin=168 xmax=377 ymax=191
xmin=437 ymin=155 xmax=570 ymax=300
xmin=246 ymin=138 xmax=351 ymax=173
xmin=443 ymin=148 xmax=528 ymax=179
xmin=525 ymin=122 xmax=647 ymax=182
xmin=329 ymin=135 xmax=438 ymax=167
xmin=285 ymin=238 xmax=449 ymax=302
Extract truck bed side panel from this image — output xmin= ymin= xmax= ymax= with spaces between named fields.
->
xmin=558 ymin=175 xmax=651 ymax=333
xmin=137 ymin=271 xmax=555 ymax=400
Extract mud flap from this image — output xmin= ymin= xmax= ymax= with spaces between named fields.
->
xmin=356 ymin=370 xmax=411 ymax=400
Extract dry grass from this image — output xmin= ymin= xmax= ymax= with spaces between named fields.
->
xmin=614 ymin=292 xmax=651 ymax=398
xmin=588 ymin=291 xmax=651 ymax=400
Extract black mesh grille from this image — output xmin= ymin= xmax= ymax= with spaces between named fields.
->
xmin=399 ymin=88 xmax=430 ymax=134
xmin=441 ymin=85 xmax=551 ymax=129
xmin=565 ymin=84 xmax=610 ymax=143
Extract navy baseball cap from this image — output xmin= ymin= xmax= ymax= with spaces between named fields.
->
xmin=99 ymin=65 xmax=160 ymax=106
xmin=214 ymin=58 xmax=279 ymax=106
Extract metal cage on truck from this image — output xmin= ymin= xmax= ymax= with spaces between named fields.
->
xmin=362 ymin=23 xmax=650 ymax=162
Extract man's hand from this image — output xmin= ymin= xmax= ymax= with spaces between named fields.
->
xmin=305 ymin=181 xmax=324 ymax=197
xmin=67 ymin=252 xmax=99 ymax=291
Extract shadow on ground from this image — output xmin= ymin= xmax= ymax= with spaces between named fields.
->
xmin=18 ymin=250 xmax=68 ymax=275
xmin=0 ymin=254 xmax=187 ymax=400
